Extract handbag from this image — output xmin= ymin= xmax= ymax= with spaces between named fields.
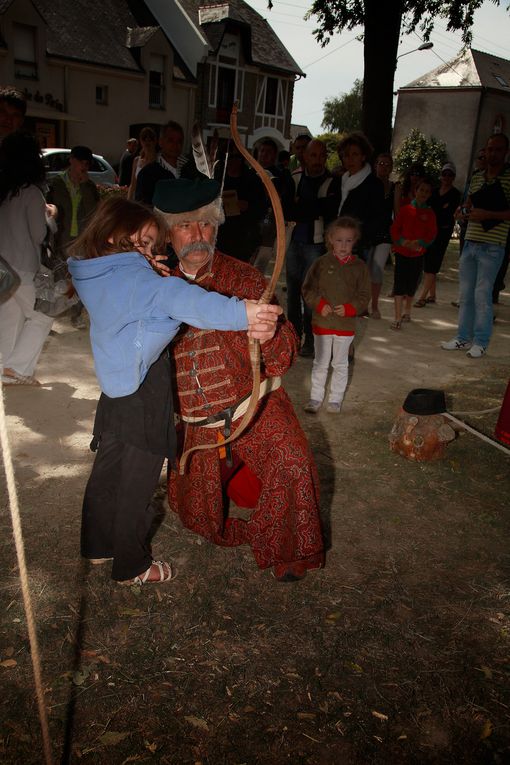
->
xmin=34 ymin=223 xmax=78 ymax=316
xmin=34 ymin=264 xmax=78 ymax=317
xmin=0 ymin=254 xmax=20 ymax=303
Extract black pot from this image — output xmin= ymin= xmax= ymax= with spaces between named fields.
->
xmin=403 ymin=388 xmax=446 ymax=416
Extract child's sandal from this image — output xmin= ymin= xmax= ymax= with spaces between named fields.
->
xmin=390 ymin=320 xmax=402 ymax=331
xmin=401 ymin=313 xmax=411 ymax=322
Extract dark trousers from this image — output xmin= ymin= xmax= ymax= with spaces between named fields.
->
xmin=286 ymin=240 xmax=324 ymax=344
xmin=81 ymin=431 xmax=165 ymax=581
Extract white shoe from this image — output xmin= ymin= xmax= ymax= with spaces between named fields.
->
xmin=466 ymin=344 xmax=486 ymax=358
xmin=441 ymin=338 xmax=472 ymax=351
xmin=304 ymin=400 xmax=321 ymax=414
xmin=326 ymin=402 xmax=342 ymax=413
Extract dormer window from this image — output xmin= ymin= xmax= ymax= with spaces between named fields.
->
xmin=149 ymin=54 xmax=165 ymax=109
xmin=14 ymin=24 xmax=37 ymax=80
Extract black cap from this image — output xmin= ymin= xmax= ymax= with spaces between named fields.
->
xmin=70 ymin=145 xmax=93 ymax=163
xmin=403 ymin=389 xmax=446 ymax=416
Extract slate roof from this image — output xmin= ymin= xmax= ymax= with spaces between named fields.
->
xmin=179 ymin=0 xmax=304 ymax=76
xmin=402 ymin=48 xmax=510 ymax=92
xmin=32 ymin=0 xmax=151 ymax=71
xmin=126 ymin=26 xmax=160 ymax=49
xmin=0 ymin=0 xmax=193 ymax=80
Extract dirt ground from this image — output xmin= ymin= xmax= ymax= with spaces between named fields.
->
xmin=1 ymin=243 xmax=510 ymax=765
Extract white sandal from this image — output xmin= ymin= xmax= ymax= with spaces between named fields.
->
xmin=120 ymin=560 xmax=173 ymax=586
xmin=2 ymin=372 xmax=41 ymax=386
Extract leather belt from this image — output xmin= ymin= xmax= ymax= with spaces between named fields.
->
xmin=181 ymin=376 xmax=282 ymax=428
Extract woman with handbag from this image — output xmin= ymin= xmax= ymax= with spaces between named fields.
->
xmin=0 ymin=131 xmax=54 ymax=385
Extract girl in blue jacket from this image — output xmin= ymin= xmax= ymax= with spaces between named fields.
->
xmin=67 ymin=196 xmax=280 ymax=586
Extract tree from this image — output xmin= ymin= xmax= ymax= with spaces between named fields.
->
xmin=322 ymin=78 xmax=363 ymax=133
xmin=316 ymin=131 xmax=346 ymax=171
xmin=301 ymin=1 xmax=504 ymax=155
xmin=393 ymin=127 xmax=448 ymax=181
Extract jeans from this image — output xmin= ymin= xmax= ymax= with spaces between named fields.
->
xmin=457 ymin=240 xmax=505 ymax=347
xmin=285 ymin=240 xmax=324 ymax=343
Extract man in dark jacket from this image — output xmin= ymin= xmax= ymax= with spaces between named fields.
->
xmin=118 ymin=137 xmax=138 ymax=186
xmin=135 ymin=121 xmax=196 ymax=205
xmin=47 ymin=145 xmax=99 ymax=328
xmin=286 ymin=139 xmax=341 ymax=356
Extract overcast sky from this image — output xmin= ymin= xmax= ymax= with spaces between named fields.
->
xmin=244 ymin=0 xmax=510 ymax=135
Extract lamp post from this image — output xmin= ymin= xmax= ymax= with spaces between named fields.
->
xmin=397 ymin=41 xmax=434 ymax=61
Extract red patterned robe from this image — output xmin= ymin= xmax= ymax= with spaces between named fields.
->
xmin=167 ymin=251 xmax=323 ymax=571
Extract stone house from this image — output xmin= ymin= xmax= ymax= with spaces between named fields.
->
xmin=393 ymin=48 xmax=510 ymax=190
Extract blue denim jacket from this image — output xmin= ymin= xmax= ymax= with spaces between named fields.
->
xmin=68 ymin=251 xmax=247 ymax=397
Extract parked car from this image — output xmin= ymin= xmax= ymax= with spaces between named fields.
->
xmin=42 ymin=148 xmax=118 ymax=186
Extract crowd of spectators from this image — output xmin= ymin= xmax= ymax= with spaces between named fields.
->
xmin=1 ymin=82 xmax=509 ymax=388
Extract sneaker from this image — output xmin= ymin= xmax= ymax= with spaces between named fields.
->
xmin=466 ymin=344 xmax=486 ymax=358
xmin=440 ymin=338 xmax=472 ymax=351
xmin=304 ymin=400 xmax=321 ymax=414
xmin=326 ymin=402 xmax=342 ymax=413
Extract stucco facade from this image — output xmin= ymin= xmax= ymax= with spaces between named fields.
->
xmin=0 ymin=0 xmax=196 ymax=165
xmin=392 ymin=49 xmax=510 ymax=191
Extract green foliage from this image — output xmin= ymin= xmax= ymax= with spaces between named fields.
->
xmin=316 ymin=131 xmax=346 ymax=172
xmin=393 ymin=128 xmax=448 ymax=181
xmin=322 ymin=79 xmax=363 ymax=133
xmin=305 ymin=1 xmax=499 ymax=48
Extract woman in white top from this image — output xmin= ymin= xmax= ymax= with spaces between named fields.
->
xmin=127 ymin=126 xmax=158 ymax=200
xmin=0 ymin=132 xmax=54 ymax=385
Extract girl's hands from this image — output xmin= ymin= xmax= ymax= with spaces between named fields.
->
xmin=244 ymin=301 xmax=282 ymax=343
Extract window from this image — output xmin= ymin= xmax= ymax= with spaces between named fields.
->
xmin=96 ymin=86 xmax=108 ymax=105
xmin=264 ymin=77 xmax=278 ymax=115
xmin=14 ymin=24 xmax=37 ymax=80
xmin=149 ymin=54 xmax=165 ymax=109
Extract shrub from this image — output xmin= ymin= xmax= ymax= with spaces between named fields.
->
xmin=393 ymin=128 xmax=448 ymax=182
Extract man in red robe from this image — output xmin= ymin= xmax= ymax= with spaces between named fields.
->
xmin=153 ymin=177 xmax=324 ymax=581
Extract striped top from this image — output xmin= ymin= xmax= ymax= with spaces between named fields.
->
xmin=466 ymin=165 xmax=510 ymax=245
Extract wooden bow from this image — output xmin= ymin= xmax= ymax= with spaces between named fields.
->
xmin=178 ymin=102 xmax=287 ymax=475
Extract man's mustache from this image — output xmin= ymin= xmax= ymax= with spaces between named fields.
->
xmin=178 ymin=241 xmax=215 ymax=258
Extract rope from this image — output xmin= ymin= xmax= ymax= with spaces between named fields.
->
xmin=0 ymin=371 xmax=54 ymax=765
xmin=449 ymin=406 xmax=501 ymax=416
xmin=443 ymin=412 xmax=510 ymax=456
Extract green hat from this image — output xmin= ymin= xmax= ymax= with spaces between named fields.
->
xmin=153 ymin=177 xmax=220 ymax=214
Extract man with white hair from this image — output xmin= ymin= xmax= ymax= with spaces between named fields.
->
xmin=153 ymin=178 xmax=324 ymax=582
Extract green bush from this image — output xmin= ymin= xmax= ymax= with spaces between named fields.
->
xmin=316 ymin=131 xmax=346 ymax=173
xmin=393 ymin=128 xmax=448 ymax=183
